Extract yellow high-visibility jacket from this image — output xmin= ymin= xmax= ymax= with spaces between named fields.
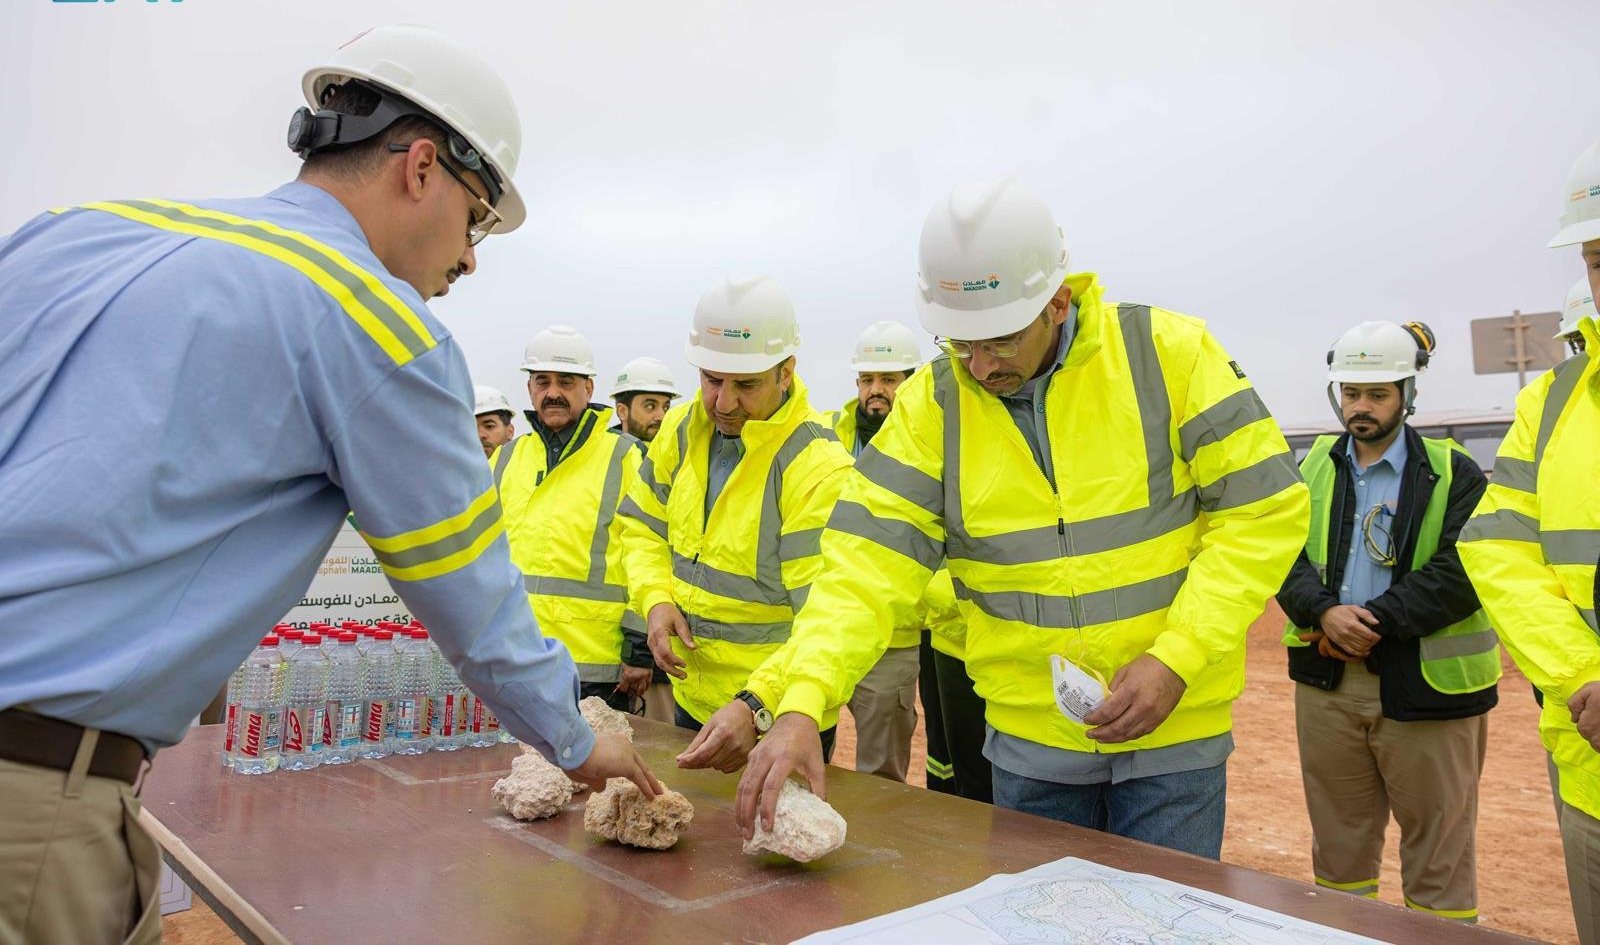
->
xmin=1459 ymin=317 xmax=1600 ymax=820
xmin=828 ymin=397 xmax=936 ymax=652
xmin=491 ymin=405 xmax=641 ymax=683
xmin=617 ymin=375 xmax=854 ymax=723
xmin=746 ymin=272 xmax=1309 ymax=752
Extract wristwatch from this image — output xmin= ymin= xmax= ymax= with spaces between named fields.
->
xmin=734 ymin=690 xmax=774 ymax=735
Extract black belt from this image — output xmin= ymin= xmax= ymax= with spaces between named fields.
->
xmin=0 ymin=707 xmax=148 ymax=786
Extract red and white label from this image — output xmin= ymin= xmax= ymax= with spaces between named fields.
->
xmin=241 ymin=711 xmax=265 ymax=758
xmin=224 ymin=703 xmax=239 ymax=751
xmin=364 ymin=701 xmax=386 ymax=742
xmin=284 ymin=708 xmax=305 ymax=753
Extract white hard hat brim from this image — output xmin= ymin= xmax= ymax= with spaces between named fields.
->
xmin=610 ymin=382 xmax=680 ymax=398
xmin=916 ymin=283 xmax=1056 ymax=341
xmin=520 ymin=360 xmax=597 ymax=376
xmin=1326 ymin=368 xmax=1415 ymax=383
xmin=1549 ymin=217 xmax=1600 ymax=249
xmin=683 ymin=341 xmax=791 ymax=375
xmin=302 ymin=67 xmax=527 ymax=235
xmin=852 ymin=359 xmax=919 ymax=373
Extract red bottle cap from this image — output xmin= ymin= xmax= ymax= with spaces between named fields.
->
xmin=302 ymin=634 xmax=322 ymax=646
xmin=261 ymin=635 xmax=280 ymax=646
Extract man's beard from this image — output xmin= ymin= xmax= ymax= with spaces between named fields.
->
xmin=1345 ymin=410 xmax=1402 ymax=444
xmin=626 ymin=417 xmax=659 ymax=441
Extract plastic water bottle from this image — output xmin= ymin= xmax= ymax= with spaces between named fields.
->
xmin=358 ymin=630 xmax=399 ymax=759
xmin=279 ymin=627 xmax=304 ymax=661
xmin=323 ymin=631 xmax=365 ymax=765
xmin=234 ymin=636 xmax=285 ymax=775
xmin=281 ymin=633 xmax=330 ymax=771
xmin=465 ymin=685 xmax=501 ymax=749
xmin=393 ymin=630 xmax=436 ymax=754
xmin=426 ymin=635 xmax=467 ymax=751
xmin=221 ymin=646 xmax=253 ymax=770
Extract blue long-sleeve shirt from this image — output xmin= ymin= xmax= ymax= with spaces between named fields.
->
xmin=0 ymin=182 xmax=594 ymax=765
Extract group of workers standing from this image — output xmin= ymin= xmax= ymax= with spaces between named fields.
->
xmin=0 ymin=21 xmax=1598 ymax=945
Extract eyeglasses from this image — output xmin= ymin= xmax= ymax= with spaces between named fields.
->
xmin=387 ymin=142 xmax=502 ymax=246
xmin=1361 ymin=503 xmax=1396 ymax=567
xmin=936 ymin=312 xmax=1044 ymax=360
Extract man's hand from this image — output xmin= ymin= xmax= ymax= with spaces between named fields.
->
xmin=648 ymin=602 xmax=694 ymax=679
xmin=1297 ymin=630 xmax=1364 ymax=663
xmin=616 ymin=665 xmax=652 ymax=700
xmin=1570 ymin=682 xmax=1600 ymax=752
xmin=736 ymin=713 xmax=825 ymax=839
xmin=1083 ymin=654 xmax=1187 ymax=744
xmin=1319 ymin=604 xmax=1381 ymax=658
xmin=568 ymin=731 xmax=664 ymax=799
xmin=676 ymin=700 xmax=757 ymax=773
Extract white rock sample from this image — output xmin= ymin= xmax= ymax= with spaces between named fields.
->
xmin=742 ymin=780 xmax=847 ymax=862
xmin=492 ymin=750 xmax=574 ymax=821
xmin=583 ymin=778 xmax=695 ymax=850
xmin=579 ymin=696 xmax=634 ymax=741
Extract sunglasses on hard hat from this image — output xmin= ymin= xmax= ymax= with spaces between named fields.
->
xmin=386 ymin=142 xmax=502 ymax=246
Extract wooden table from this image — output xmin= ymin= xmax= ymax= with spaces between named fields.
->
xmin=141 ymin=721 xmax=1530 ymax=944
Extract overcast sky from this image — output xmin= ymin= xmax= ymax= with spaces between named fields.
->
xmin=5 ymin=0 xmax=1597 ymax=427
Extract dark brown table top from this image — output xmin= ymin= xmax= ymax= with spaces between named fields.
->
xmin=142 ymin=722 xmax=1529 ymax=944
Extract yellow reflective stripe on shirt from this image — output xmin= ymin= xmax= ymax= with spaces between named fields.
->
xmin=362 ymin=486 xmax=505 ymax=582
xmin=78 ymin=199 xmax=436 ymax=367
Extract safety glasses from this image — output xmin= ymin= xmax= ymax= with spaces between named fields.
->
xmin=387 ymin=141 xmax=503 ymax=246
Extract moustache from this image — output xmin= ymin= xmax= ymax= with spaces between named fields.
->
xmin=541 ymin=398 xmax=570 ymax=409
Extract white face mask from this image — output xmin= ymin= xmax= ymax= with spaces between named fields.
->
xmin=1050 ymin=654 xmax=1107 ymax=725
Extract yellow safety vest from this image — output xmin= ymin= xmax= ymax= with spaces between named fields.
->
xmin=618 ymin=375 xmax=853 ymax=723
xmin=828 ymin=397 xmax=939 ymax=652
xmin=491 ymin=406 xmax=641 ymax=682
xmin=1284 ymin=434 xmax=1500 ymax=694
xmin=746 ymin=272 xmax=1309 ymax=743
xmin=1461 ymin=320 xmax=1600 ymax=820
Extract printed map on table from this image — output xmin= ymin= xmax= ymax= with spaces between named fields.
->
xmin=795 ymin=857 xmax=1385 ymax=945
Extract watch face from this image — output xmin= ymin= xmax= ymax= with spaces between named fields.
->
xmin=754 ymin=708 xmax=774 ymax=732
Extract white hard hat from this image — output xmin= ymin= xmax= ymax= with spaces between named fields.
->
xmin=915 ymin=177 xmax=1069 ymax=340
xmin=685 ymin=275 xmax=801 ymax=374
xmin=473 ymin=385 xmax=512 ymax=416
xmin=851 ymin=320 xmax=923 ymax=372
xmin=610 ymin=357 xmax=681 ymax=399
xmin=303 ymin=24 xmax=527 ymax=233
xmin=1550 ymin=141 xmax=1600 ymax=248
xmin=520 ymin=326 xmax=597 ymax=376
xmin=1326 ymin=321 xmax=1433 ymax=383
xmin=1559 ymin=277 xmax=1598 ymax=338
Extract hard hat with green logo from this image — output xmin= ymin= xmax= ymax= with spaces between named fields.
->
xmin=520 ymin=326 xmax=597 ymax=376
xmin=610 ymin=356 xmax=681 ymax=399
xmin=851 ymin=321 xmax=922 ymax=372
xmin=685 ymin=274 xmax=801 ymax=374
xmin=1550 ymin=141 xmax=1600 ymax=249
xmin=1325 ymin=320 xmax=1436 ymax=418
xmin=915 ymin=177 xmax=1069 ymax=340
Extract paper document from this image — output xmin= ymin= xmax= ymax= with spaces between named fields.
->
xmin=793 ymin=856 xmax=1387 ymax=945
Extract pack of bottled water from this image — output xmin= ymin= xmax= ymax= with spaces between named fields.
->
xmin=222 ymin=620 xmax=512 ymax=775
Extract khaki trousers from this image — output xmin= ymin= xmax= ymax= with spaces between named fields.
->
xmin=1563 ymin=803 xmax=1600 ymax=945
xmin=0 ymin=739 xmax=162 ymax=944
xmin=1294 ymin=666 xmax=1487 ymax=921
xmin=846 ymin=645 xmax=920 ymax=782
xmin=640 ymin=680 xmax=676 ymax=724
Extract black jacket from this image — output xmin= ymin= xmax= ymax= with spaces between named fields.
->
xmin=1277 ymin=425 xmax=1495 ymax=721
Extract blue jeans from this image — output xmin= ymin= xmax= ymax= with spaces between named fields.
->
xmin=991 ymin=761 xmax=1227 ymax=859
xmin=675 ymin=703 xmax=838 ymax=763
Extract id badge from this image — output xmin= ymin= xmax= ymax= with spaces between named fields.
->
xmin=1050 ymin=654 xmax=1107 ymax=724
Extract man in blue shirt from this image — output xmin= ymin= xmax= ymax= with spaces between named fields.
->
xmin=0 ymin=25 xmax=659 ymax=944
xmin=1278 ymin=321 xmax=1494 ymax=923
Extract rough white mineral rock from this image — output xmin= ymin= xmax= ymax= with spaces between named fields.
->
xmin=579 ymin=696 xmax=634 ymax=740
xmin=491 ymin=750 xmax=574 ymax=821
xmin=583 ymin=778 xmax=695 ymax=850
xmin=741 ymin=780 xmax=847 ymax=862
